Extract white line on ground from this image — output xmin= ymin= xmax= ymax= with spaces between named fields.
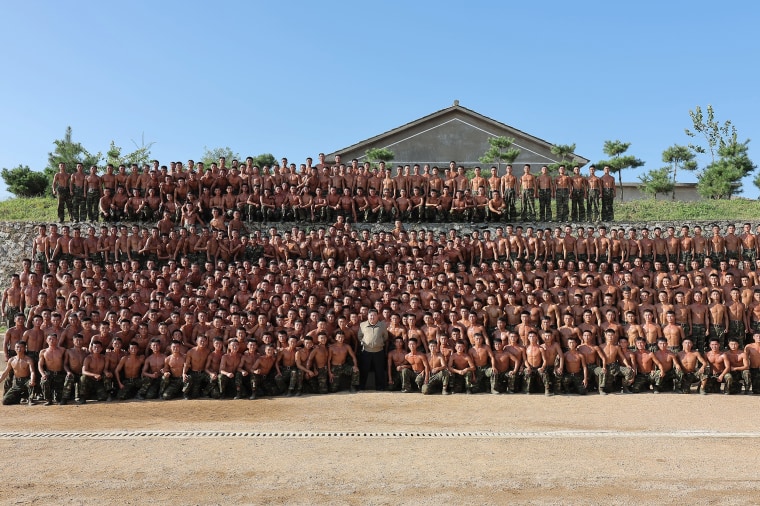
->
xmin=0 ymin=430 xmax=758 ymax=440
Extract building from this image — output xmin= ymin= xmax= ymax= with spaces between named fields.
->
xmin=326 ymin=101 xmax=590 ymax=172
xmin=619 ymin=182 xmax=700 ymax=202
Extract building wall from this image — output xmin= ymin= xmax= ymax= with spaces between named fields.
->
xmin=619 ymin=184 xmax=701 ymax=202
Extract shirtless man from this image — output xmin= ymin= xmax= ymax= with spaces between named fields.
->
xmin=562 ymin=336 xmax=589 ymax=395
xmin=62 ymin=334 xmax=88 ymax=404
xmin=654 ymin=337 xmax=683 ymax=392
xmin=0 ymin=341 xmax=35 ymax=405
xmin=250 ymin=343 xmax=280 ymax=398
xmin=115 ymin=342 xmax=145 ymax=400
xmin=703 ymin=338 xmax=731 ymax=394
xmin=328 ymin=331 xmax=360 ymax=393
xmin=425 ymin=340 xmax=451 ymax=395
xmin=161 ymin=340 xmax=187 ymax=400
xmin=400 ymin=338 xmax=429 ymax=393
xmin=38 ymin=334 xmax=66 ymax=405
xmin=630 ymin=337 xmax=665 ymax=393
xmin=541 ymin=330 xmax=564 ymax=395
xmin=676 ymin=338 xmax=708 ymax=394
xmin=138 ymin=339 xmax=166 ymax=400
xmin=578 ymin=329 xmax=607 ymax=394
xmin=2 ymin=274 xmax=23 ymax=326
xmin=52 ymin=162 xmax=73 ymax=223
xmin=600 ymin=328 xmax=634 ymax=393
xmin=80 ymin=340 xmax=108 ymax=403
xmin=724 ymin=337 xmax=750 ymax=394
xmin=294 ymin=336 xmax=316 ymax=395
xmin=275 ymin=335 xmax=301 ymax=396
xmin=307 ymin=333 xmax=330 ymax=395
xmin=448 ymin=340 xmax=475 ymax=394
xmin=523 ymin=330 xmax=550 ymax=395
xmin=744 ymin=333 xmax=760 ymax=394
xmin=467 ymin=333 xmax=494 ymax=393
xmin=181 ymin=334 xmax=211 ymax=399
xmin=211 ymin=339 xmax=239 ymax=399
xmin=387 ymin=336 xmax=408 ymax=392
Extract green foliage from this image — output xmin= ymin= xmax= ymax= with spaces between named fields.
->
xmin=200 ymin=146 xmax=241 ymax=168
xmin=106 ymin=134 xmax=155 ymax=168
xmin=698 ymin=161 xmax=742 ymax=199
xmin=685 ymin=104 xmax=736 ymax=163
xmin=598 ymin=140 xmax=645 ymax=201
xmin=44 ymin=126 xmax=102 ymax=189
xmin=1 ymin=165 xmax=49 ymax=197
xmin=547 ymin=143 xmax=577 ymax=174
xmin=365 ymin=148 xmax=395 ymax=169
xmin=478 ymin=136 xmax=520 ymax=173
xmin=638 ymin=167 xmax=675 ymax=200
xmin=662 ymin=144 xmax=697 ymax=199
xmin=0 ymin=197 xmax=58 ymax=221
xmin=249 ymin=153 xmax=277 ymax=168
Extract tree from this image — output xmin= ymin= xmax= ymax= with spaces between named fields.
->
xmin=44 ymin=126 xmax=101 ymax=185
xmin=699 ymin=136 xmax=755 ymax=199
xmin=661 ymin=144 xmax=697 ymax=200
xmin=249 ymin=153 xmax=277 ymax=168
xmin=685 ymin=104 xmax=736 ymax=164
xmin=200 ymin=146 xmax=241 ymax=168
xmin=365 ymin=148 xmax=395 ymax=169
xmin=597 ymin=140 xmax=645 ymax=201
xmin=547 ymin=143 xmax=578 ymax=174
xmin=638 ymin=167 xmax=675 ymax=200
xmin=1 ymin=165 xmax=49 ymax=197
xmin=106 ymin=133 xmax=155 ymax=168
xmin=478 ymin=136 xmax=520 ymax=173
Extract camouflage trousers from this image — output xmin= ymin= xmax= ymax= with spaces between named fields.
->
xmin=62 ymin=373 xmax=82 ymax=402
xmin=399 ymin=368 xmax=424 ymax=393
xmin=632 ymin=371 xmax=662 ymax=393
xmin=521 ymin=189 xmax=536 ymax=221
xmin=709 ymin=325 xmax=727 ymax=349
xmin=588 ymin=364 xmax=607 ymax=391
xmin=586 ymin=189 xmax=600 ymax=222
xmin=538 ymin=189 xmax=552 ymax=222
xmin=675 ymin=369 xmax=707 ymax=393
xmin=691 ymin=324 xmax=707 ymax=352
xmin=182 ymin=370 xmax=210 ymax=399
xmin=606 ymin=363 xmax=634 ymax=392
xmin=86 ymin=189 xmax=100 ymax=222
xmin=41 ymin=371 xmax=66 ymax=402
xmin=562 ymin=372 xmax=587 ymax=395
xmin=504 ymin=189 xmax=517 ymax=221
xmin=56 ymin=187 xmax=73 ymax=222
xmin=570 ymin=189 xmax=585 ymax=222
xmin=523 ymin=366 xmax=550 ymax=394
xmin=724 ymin=370 xmax=751 ymax=394
xmin=161 ymin=376 xmax=183 ymax=400
xmin=450 ymin=371 xmax=474 ymax=393
xmin=601 ymin=188 xmax=614 ymax=221
xmin=555 ymin=188 xmax=569 ymax=222
xmin=276 ymin=366 xmax=300 ymax=394
xmin=486 ymin=369 xmax=515 ymax=393
xmin=469 ymin=365 xmax=491 ymax=393
xmin=217 ymin=374 xmax=239 ymax=398
xmin=425 ymin=370 xmax=450 ymax=394
xmin=728 ymin=320 xmax=746 ymax=348
xmin=72 ymin=186 xmax=86 ymax=221
xmin=252 ymin=371 xmax=280 ymax=396
xmin=2 ymin=377 xmax=31 ymax=405
xmin=330 ymin=364 xmax=359 ymax=392
xmin=138 ymin=376 xmax=162 ymax=399
xmin=80 ymin=376 xmax=109 ymax=401
xmin=117 ymin=377 xmax=142 ymax=400
xmin=388 ymin=370 xmax=404 ymax=392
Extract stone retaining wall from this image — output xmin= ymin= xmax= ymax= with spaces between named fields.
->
xmin=0 ymin=219 xmax=744 ymax=291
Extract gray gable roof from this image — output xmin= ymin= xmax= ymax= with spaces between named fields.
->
xmin=326 ymin=102 xmax=589 ymax=167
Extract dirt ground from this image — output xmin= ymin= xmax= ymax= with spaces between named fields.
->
xmin=2 ymin=390 xmax=760 ymax=505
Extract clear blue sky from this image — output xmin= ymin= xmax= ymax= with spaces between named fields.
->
xmin=1 ymin=1 xmax=758 ymax=201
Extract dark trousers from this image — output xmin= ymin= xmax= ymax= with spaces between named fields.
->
xmin=359 ymin=349 xmax=387 ymax=391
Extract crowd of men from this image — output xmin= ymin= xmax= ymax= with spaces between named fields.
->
xmin=49 ymin=153 xmax=617 ymax=226
xmin=2 ymin=156 xmax=760 ymax=406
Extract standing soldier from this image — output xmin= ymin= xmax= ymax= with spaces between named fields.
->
xmin=600 ymin=165 xmax=617 ymax=221
xmin=500 ymin=165 xmax=518 ymax=221
xmin=570 ymin=166 xmax=586 ymax=222
xmin=519 ymin=164 xmax=536 ymax=222
xmin=586 ymin=165 xmax=602 ymax=222
xmin=69 ymin=163 xmax=87 ymax=222
xmin=85 ymin=165 xmax=101 ymax=222
xmin=52 ymin=162 xmax=73 ymax=223
xmin=537 ymin=165 xmax=553 ymax=222
xmin=554 ymin=165 xmax=571 ymax=223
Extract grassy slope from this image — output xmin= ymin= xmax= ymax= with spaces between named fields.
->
xmin=1 ymin=196 xmax=760 ymax=223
